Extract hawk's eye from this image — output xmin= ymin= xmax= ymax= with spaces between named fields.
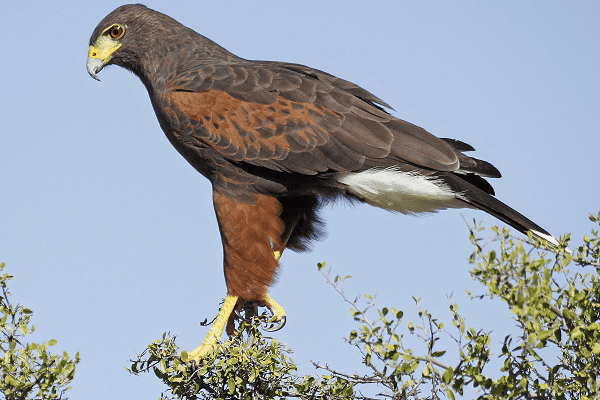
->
xmin=107 ymin=24 xmax=124 ymax=39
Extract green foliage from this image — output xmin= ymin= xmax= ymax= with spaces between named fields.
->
xmin=128 ymin=321 xmax=355 ymax=399
xmin=465 ymin=212 xmax=600 ymax=399
xmin=318 ymin=261 xmax=493 ymax=399
xmin=131 ymin=212 xmax=600 ymax=399
xmin=0 ymin=263 xmax=80 ymax=399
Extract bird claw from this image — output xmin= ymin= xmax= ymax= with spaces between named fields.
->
xmin=233 ymin=300 xmax=287 ymax=332
xmin=262 ymin=315 xmax=286 ymax=332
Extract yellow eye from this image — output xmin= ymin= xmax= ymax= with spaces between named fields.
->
xmin=106 ymin=24 xmax=125 ymax=39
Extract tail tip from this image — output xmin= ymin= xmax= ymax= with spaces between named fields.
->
xmin=530 ymin=229 xmax=561 ymax=248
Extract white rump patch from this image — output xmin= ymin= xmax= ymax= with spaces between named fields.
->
xmin=339 ymin=168 xmax=467 ymax=215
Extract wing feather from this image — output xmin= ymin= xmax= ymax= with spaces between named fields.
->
xmin=163 ymin=62 xmax=489 ymax=178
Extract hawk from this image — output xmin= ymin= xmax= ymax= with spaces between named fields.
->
xmin=87 ymin=4 xmax=557 ymax=358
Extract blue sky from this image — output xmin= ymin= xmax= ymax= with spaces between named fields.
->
xmin=1 ymin=1 xmax=599 ymax=398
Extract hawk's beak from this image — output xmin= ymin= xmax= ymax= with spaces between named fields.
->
xmin=86 ymin=35 xmax=122 ymax=81
xmin=86 ymin=56 xmax=105 ymax=81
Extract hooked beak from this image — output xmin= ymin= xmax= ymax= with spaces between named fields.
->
xmin=86 ymin=56 xmax=105 ymax=81
xmin=86 ymin=35 xmax=122 ymax=81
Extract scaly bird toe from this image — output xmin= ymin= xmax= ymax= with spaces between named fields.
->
xmin=264 ymin=315 xmax=286 ymax=332
xmin=262 ymin=293 xmax=287 ymax=332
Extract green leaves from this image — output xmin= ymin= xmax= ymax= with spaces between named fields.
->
xmin=0 ymin=263 xmax=79 ymax=400
xmin=129 ymin=318 xmax=355 ymax=400
xmin=442 ymin=366 xmax=454 ymax=384
xmin=466 ymin=213 xmax=600 ymax=399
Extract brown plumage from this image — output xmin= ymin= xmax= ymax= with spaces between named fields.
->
xmin=213 ymin=192 xmax=283 ymax=299
xmin=87 ymin=4 xmax=557 ymax=343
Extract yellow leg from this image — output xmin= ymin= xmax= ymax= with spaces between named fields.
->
xmin=261 ymin=251 xmax=287 ymax=331
xmin=264 ymin=293 xmax=286 ymax=320
xmin=189 ymin=251 xmax=285 ymax=360
xmin=189 ymin=294 xmax=238 ymax=360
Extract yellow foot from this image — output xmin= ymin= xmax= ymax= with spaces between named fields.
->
xmin=262 ymin=293 xmax=287 ymax=332
xmin=189 ymin=295 xmax=238 ymax=361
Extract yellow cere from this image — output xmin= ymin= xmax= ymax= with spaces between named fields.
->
xmin=88 ymin=35 xmax=121 ymax=62
xmin=273 ymin=250 xmax=281 ymax=261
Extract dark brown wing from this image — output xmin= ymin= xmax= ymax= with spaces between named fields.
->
xmin=161 ymin=61 xmax=467 ymax=176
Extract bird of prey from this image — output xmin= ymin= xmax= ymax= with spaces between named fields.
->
xmin=87 ymin=4 xmax=557 ymax=359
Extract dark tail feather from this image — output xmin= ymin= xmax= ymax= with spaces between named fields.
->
xmin=442 ymin=173 xmax=559 ymax=246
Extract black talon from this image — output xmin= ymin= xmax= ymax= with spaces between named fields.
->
xmin=235 ymin=301 xmax=287 ymax=332
xmin=263 ymin=315 xmax=286 ymax=332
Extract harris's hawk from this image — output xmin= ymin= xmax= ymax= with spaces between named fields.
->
xmin=87 ymin=4 xmax=558 ymax=358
